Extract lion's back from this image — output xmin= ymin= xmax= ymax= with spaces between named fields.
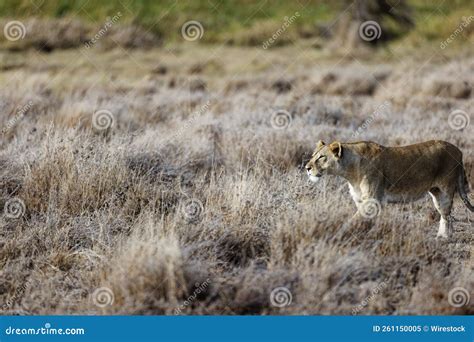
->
xmin=350 ymin=140 xmax=462 ymax=195
xmin=380 ymin=140 xmax=461 ymax=192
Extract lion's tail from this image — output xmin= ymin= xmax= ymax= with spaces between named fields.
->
xmin=458 ymin=165 xmax=474 ymax=212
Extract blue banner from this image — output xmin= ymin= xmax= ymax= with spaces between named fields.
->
xmin=0 ymin=316 xmax=472 ymax=342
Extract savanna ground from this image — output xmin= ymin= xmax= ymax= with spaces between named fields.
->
xmin=0 ymin=0 xmax=473 ymax=315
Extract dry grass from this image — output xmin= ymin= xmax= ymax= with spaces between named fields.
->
xmin=0 ymin=43 xmax=473 ymax=315
xmin=0 ymin=17 xmax=160 ymax=51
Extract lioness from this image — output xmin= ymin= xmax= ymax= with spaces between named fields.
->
xmin=305 ymin=140 xmax=474 ymax=238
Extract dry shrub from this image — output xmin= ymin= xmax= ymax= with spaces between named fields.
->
xmin=0 ymin=17 xmax=160 ymax=51
xmin=222 ymin=19 xmax=297 ymax=47
xmin=100 ymin=25 xmax=160 ymax=49
xmin=0 ymin=18 xmax=90 ymax=51
xmin=406 ymin=267 xmax=474 ymax=315
xmin=329 ymin=0 xmax=413 ymax=51
xmin=379 ymin=57 xmax=473 ymax=100
xmin=422 ymin=79 xmax=471 ymax=99
xmin=104 ymin=235 xmax=185 ymax=314
xmin=312 ymin=69 xmax=391 ymax=96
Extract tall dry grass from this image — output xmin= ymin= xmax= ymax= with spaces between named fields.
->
xmin=0 ymin=45 xmax=472 ymax=315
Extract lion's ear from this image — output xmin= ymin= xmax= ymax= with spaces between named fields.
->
xmin=329 ymin=141 xmax=343 ymax=158
xmin=316 ymin=140 xmax=326 ymax=149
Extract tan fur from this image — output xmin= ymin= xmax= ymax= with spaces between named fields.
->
xmin=305 ymin=140 xmax=474 ymax=238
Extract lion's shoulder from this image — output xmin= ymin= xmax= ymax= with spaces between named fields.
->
xmin=343 ymin=141 xmax=384 ymax=158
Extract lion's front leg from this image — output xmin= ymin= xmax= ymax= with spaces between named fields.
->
xmin=339 ymin=180 xmax=383 ymax=237
xmin=348 ymin=183 xmax=363 ymax=212
xmin=356 ymin=178 xmax=384 ymax=219
xmin=348 ymin=181 xmax=383 ymax=218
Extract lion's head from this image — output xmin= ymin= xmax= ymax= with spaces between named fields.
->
xmin=305 ymin=140 xmax=343 ymax=183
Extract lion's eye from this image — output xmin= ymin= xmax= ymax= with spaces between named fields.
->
xmin=316 ymin=156 xmax=326 ymax=162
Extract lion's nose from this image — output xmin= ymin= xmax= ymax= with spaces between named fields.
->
xmin=305 ymin=166 xmax=311 ymax=172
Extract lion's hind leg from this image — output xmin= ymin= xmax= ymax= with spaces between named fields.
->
xmin=429 ymin=187 xmax=454 ymax=238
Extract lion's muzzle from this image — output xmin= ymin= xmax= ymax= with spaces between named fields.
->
xmin=306 ymin=167 xmax=322 ymax=183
